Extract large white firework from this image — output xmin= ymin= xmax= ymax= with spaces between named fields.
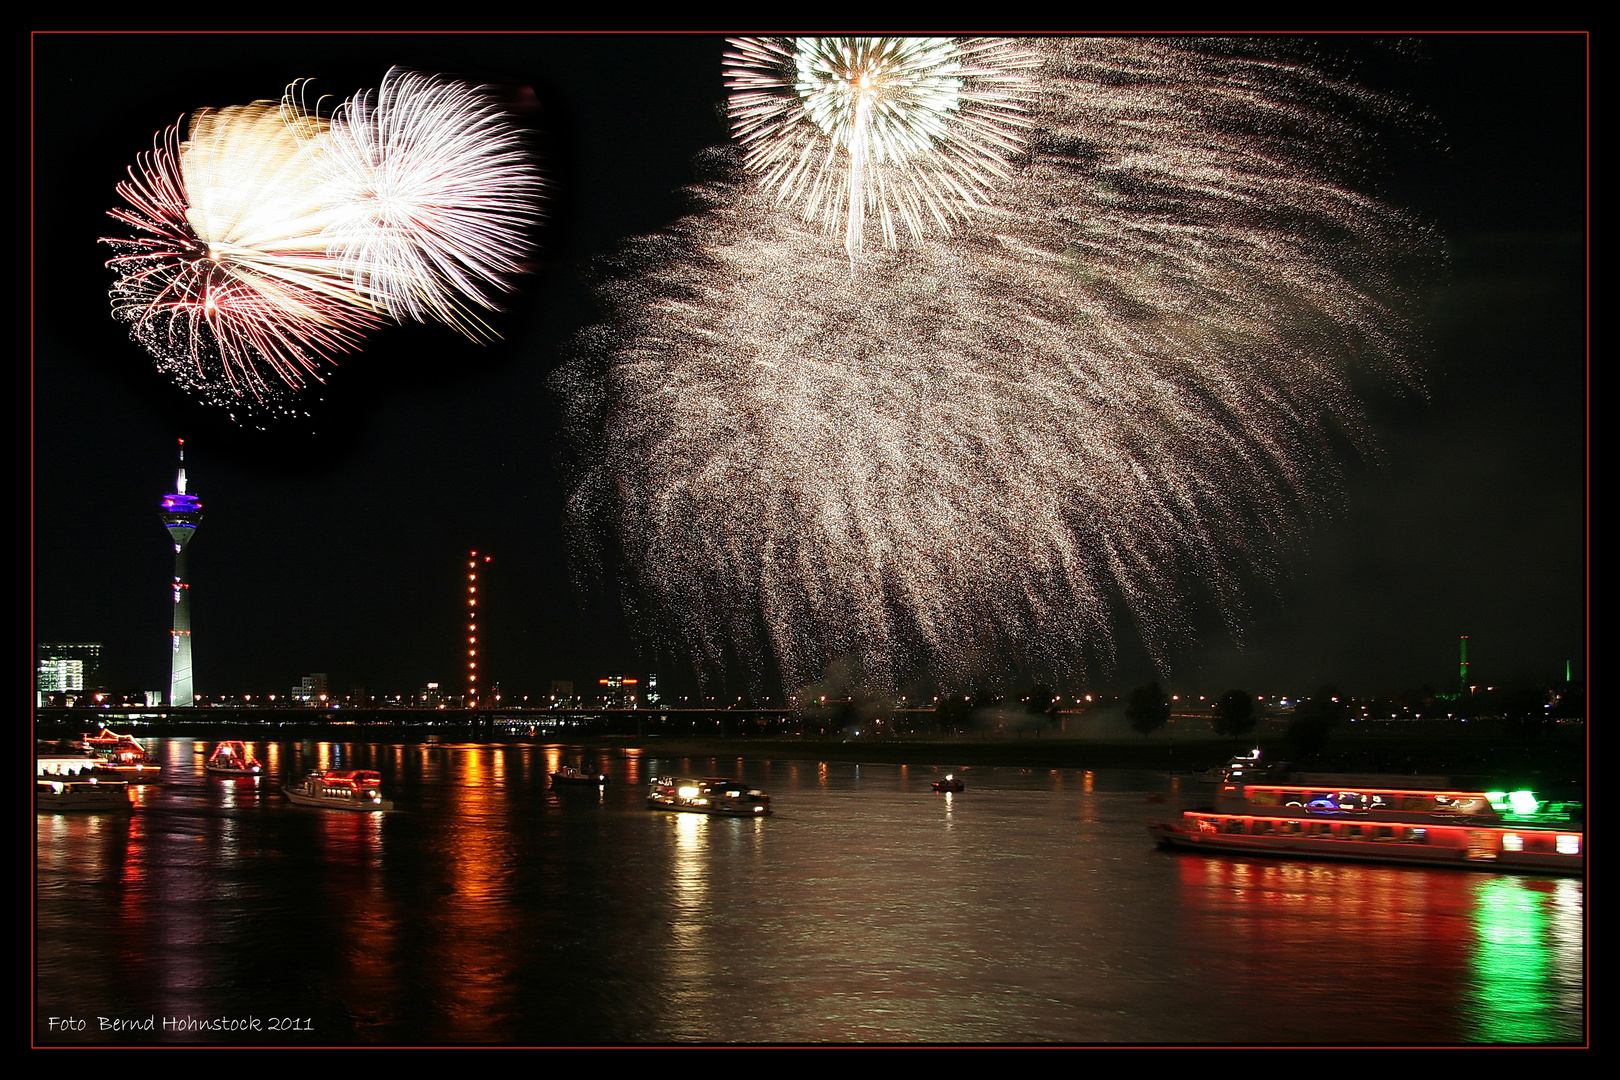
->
xmin=319 ymin=68 xmax=543 ymax=339
xmin=560 ymin=37 xmax=1429 ymax=694
xmin=725 ymin=36 xmax=1038 ymax=262
xmin=103 ymin=69 xmax=541 ymax=415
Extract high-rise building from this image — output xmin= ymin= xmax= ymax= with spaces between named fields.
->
xmin=598 ymin=673 xmax=639 ymax=708
xmin=160 ymin=440 xmax=202 ymax=708
xmin=36 ymin=642 xmax=102 ymax=706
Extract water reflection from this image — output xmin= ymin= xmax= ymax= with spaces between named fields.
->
xmin=36 ymin=743 xmax=1584 ymax=1045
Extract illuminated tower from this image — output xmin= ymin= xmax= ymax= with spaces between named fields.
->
xmin=1459 ymin=635 xmax=1470 ymax=696
xmin=160 ymin=440 xmax=202 ymax=707
xmin=466 ymin=551 xmax=491 ymax=708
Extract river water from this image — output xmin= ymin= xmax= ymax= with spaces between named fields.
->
xmin=35 ymin=739 xmax=1585 ymax=1046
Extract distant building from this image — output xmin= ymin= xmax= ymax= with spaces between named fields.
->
xmin=644 ymin=672 xmax=660 ymax=707
xmin=598 ymin=673 xmax=639 ymax=708
xmin=292 ymin=673 xmax=329 ymax=705
xmin=549 ymin=680 xmax=574 ymax=708
xmin=37 ymin=642 xmax=103 ymax=705
xmin=38 ymin=642 xmax=102 ymax=688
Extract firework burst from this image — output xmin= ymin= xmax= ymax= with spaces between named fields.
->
xmin=725 ymin=36 xmax=1038 ymax=262
xmin=104 ymin=102 xmax=380 ymax=406
xmin=102 ymin=69 xmax=541 ymax=415
xmin=560 ymin=37 xmax=1430 ymax=694
xmin=320 ymin=69 xmax=543 ymax=339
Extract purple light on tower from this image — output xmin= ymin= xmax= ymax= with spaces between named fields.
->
xmin=161 ymin=440 xmax=202 ymax=707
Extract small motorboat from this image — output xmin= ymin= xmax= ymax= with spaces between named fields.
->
xmin=551 ymin=765 xmax=609 ymax=787
xmin=205 ymin=741 xmax=264 ymax=777
xmin=932 ymin=774 xmax=965 ymax=793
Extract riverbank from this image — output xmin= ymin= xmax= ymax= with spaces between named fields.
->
xmin=37 ymin=716 xmax=1584 ymax=793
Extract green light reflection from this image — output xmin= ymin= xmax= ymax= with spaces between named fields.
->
xmin=1467 ymin=877 xmax=1584 ymax=1044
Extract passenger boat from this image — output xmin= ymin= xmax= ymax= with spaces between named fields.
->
xmin=36 ymin=757 xmax=131 ymax=811
xmin=648 ymin=776 xmax=771 ymax=816
xmin=205 ymin=741 xmax=264 ymax=777
xmin=283 ymin=770 xmax=394 ymax=811
xmin=551 ymin=765 xmax=609 ymax=787
xmin=81 ymin=728 xmax=162 ymax=782
xmin=36 ymin=777 xmax=132 ymax=812
xmin=932 ymin=774 xmax=965 ymax=793
xmin=1150 ymin=751 xmax=1583 ymax=875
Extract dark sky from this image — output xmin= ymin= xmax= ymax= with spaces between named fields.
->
xmin=31 ymin=33 xmax=1587 ymax=704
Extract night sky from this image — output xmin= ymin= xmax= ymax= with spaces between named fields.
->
xmin=31 ymin=33 xmax=1586 ymax=705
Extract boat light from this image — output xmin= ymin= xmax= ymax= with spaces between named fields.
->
xmin=1508 ymin=790 xmax=1540 ymax=815
xmin=1557 ymin=834 xmax=1580 ymax=855
xmin=1502 ymin=834 xmax=1524 ymax=852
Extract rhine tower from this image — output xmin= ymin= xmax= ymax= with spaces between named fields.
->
xmin=160 ymin=440 xmax=202 ymax=707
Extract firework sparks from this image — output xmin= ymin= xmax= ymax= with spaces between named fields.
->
xmin=321 ymin=69 xmax=542 ymax=339
xmin=104 ymin=102 xmax=380 ymax=406
xmin=724 ymin=36 xmax=1037 ymax=263
xmin=102 ymin=69 xmax=541 ymax=415
xmin=560 ymin=37 xmax=1429 ymax=694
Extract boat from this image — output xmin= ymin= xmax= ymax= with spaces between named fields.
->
xmin=1149 ymin=751 xmax=1583 ymax=875
xmin=283 ymin=770 xmax=394 ymax=811
xmin=205 ymin=741 xmax=264 ymax=777
xmin=36 ymin=757 xmax=131 ymax=812
xmin=37 ymin=777 xmax=132 ymax=812
xmin=551 ymin=765 xmax=609 ymax=787
xmin=932 ymin=774 xmax=965 ymax=793
xmin=648 ymin=776 xmax=771 ymax=816
xmin=80 ymin=728 xmax=163 ymax=782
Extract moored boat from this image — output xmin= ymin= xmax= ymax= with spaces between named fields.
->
xmin=283 ymin=770 xmax=394 ymax=812
xmin=1150 ymin=752 xmax=1583 ymax=875
xmin=648 ymin=776 xmax=771 ymax=816
xmin=205 ymin=741 xmax=264 ymax=777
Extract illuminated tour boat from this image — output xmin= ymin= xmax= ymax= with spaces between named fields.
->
xmin=205 ymin=741 xmax=264 ymax=777
xmin=81 ymin=728 xmax=163 ymax=782
xmin=283 ymin=770 xmax=394 ymax=812
xmin=648 ymin=777 xmax=771 ymax=816
xmin=1150 ymin=751 xmax=1583 ymax=874
xmin=932 ymin=774 xmax=965 ymax=793
xmin=36 ymin=757 xmax=131 ymax=812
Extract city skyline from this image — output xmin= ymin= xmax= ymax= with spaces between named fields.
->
xmin=32 ymin=34 xmax=1586 ymax=703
